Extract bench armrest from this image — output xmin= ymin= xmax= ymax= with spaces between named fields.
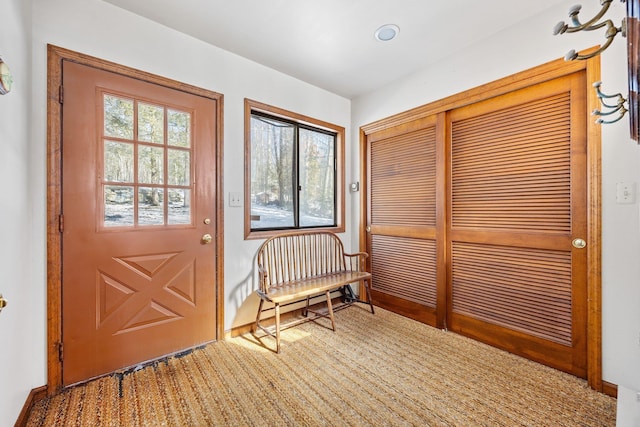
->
xmin=344 ymin=252 xmax=369 ymax=272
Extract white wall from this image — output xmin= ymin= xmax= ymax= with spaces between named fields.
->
xmin=617 ymin=385 xmax=640 ymax=427
xmin=352 ymin=0 xmax=640 ymax=393
xmin=0 ymin=0 xmax=40 ymax=425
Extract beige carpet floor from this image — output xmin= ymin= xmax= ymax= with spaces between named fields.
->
xmin=27 ymin=306 xmax=616 ymax=426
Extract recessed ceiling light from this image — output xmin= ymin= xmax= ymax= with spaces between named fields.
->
xmin=374 ymin=24 xmax=400 ymax=42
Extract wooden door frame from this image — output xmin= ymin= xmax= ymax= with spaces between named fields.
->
xmin=359 ymin=51 xmax=603 ymax=391
xmin=46 ymin=44 xmax=225 ymax=394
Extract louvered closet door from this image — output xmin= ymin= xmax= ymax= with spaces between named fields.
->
xmin=447 ymin=73 xmax=587 ymax=377
xmin=366 ymin=115 xmax=444 ymax=327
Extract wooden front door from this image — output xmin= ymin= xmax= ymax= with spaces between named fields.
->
xmin=364 ymin=70 xmax=589 ymax=377
xmin=61 ymin=60 xmax=219 ymax=386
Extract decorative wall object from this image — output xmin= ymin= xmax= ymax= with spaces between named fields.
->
xmin=626 ymin=0 xmax=639 ymax=141
xmin=0 ymin=56 xmax=13 ymax=95
xmin=554 ymin=0 xmax=640 ymax=143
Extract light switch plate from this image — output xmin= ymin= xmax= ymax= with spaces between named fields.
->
xmin=616 ymin=182 xmax=636 ymax=204
xmin=229 ymin=192 xmax=242 ymax=207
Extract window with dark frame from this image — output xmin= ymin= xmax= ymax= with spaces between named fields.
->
xmin=245 ymin=99 xmax=345 ymax=238
xmin=249 ymin=110 xmax=337 ymax=231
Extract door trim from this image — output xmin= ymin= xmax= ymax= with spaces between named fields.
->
xmin=359 ymin=50 xmax=602 ymax=391
xmin=46 ymin=44 xmax=225 ymax=394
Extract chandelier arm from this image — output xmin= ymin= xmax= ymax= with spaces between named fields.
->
xmin=566 ymin=18 xmax=609 ymax=33
xmin=594 ymin=103 xmax=626 ymax=116
xmin=595 ymin=88 xmax=623 ymax=100
xmin=573 ymin=28 xmax=619 ymax=59
xmin=565 ymin=0 xmax=614 ymax=32
xmin=595 ymin=91 xmax=626 ymax=109
xmin=553 ymin=0 xmax=615 ymax=35
xmin=598 ymin=97 xmax=625 ymax=109
xmin=595 ymin=106 xmax=628 ymax=124
xmin=605 ymin=97 xmax=626 ymax=109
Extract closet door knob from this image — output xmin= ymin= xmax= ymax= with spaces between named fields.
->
xmin=572 ymin=238 xmax=586 ymax=249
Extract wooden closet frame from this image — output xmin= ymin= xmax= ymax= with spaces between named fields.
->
xmin=359 ymin=51 xmax=607 ymax=393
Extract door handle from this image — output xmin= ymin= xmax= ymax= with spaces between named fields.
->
xmin=201 ymin=234 xmax=213 ymax=244
xmin=366 ymin=226 xmax=371 ymax=232
xmin=572 ymin=238 xmax=586 ymax=249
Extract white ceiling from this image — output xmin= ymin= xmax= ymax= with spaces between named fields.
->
xmin=103 ymin=0 xmax=568 ymax=98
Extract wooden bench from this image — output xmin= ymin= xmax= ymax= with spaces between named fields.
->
xmin=253 ymin=231 xmax=374 ymax=353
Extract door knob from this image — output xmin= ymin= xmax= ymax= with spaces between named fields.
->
xmin=0 ymin=294 xmax=7 ymax=313
xmin=201 ymin=233 xmax=213 ymax=244
xmin=366 ymin=226 xmax=371 ymax=232
xmin=572 ymin=238 xmax=586 ymax=249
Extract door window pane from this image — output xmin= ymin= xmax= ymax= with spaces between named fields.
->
xmin=138 ymin=187 xmax=165 ymax=225
xmin=138 ymin=103 xmax=164 ymax=144
xmin=299 ymin=129 xmax=335 ymax=227
xmin=168 ymin=189 xmax=191 ymax=224
xmin=104 ymin=185 xmax=134 ymax=227
xmin=168 ymin=109 xmax=191 ymax=147
xmin=168 ymin=149 xmax=190 ymax=186
xmin=250 ymin=115 xmax=295 ymax=229
xmin=104 ymin=95 xmax=134 ymax=140
xmin=104 ymin=140 xmax=133 ymax=183
xmin=101 ymin=94 xmax=194 ymax=229
xmin=138 ymin=145 xmax=164 ymax=184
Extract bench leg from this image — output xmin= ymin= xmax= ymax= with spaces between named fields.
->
xmin=364 ymin=279 xmax=375 ymax=314
xmin=303 ymin=296 xmax=310 ymax=317
xmin=325 ymin=290 xmax=336 ymax=331
xmin=253 ymin=298 xmax=264 ymax=333
xmin=275 ymin=303 xmax=281 ymax=353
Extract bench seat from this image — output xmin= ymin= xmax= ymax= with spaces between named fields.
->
xmin=258 ymin=271 xmax=372 ymax=304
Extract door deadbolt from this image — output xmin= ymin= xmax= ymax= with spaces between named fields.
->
xmin=572 ymin=238 xmax=586 ymax=249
